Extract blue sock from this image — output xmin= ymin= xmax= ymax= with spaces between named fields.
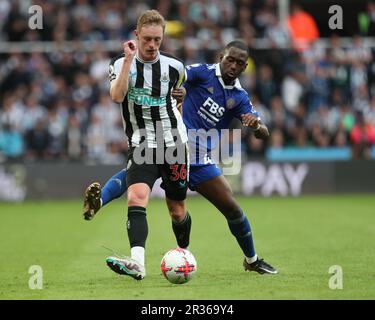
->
xmin=101 ymin=169 xmax=127 ymax=206
xmin=227 ymin=210 xmax=256 ymax=259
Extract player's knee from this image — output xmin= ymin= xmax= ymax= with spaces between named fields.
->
xmin=221 ymin=201 xmax=242 ymax=220
xmin=167 ymin=201 xmax=186 ymax=222
xmin=128 ymin=188 xmax=149 ymax=207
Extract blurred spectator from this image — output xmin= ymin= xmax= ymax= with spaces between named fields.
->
xmin=67 ymin=114 xmax=83 ymax=161
xmin=287 ymin=3 xmax=319 ymax=51
xmin=85 ymin=114 xmax=107 ymax=163
xmin=291 ymin=121 xmax=310 ymax=147
xmin=255 ymin=64 xmax=278 ymax=108
xmin=281 ymin=69 xmax=305 ymax=116
xmin=21 ymin=95 xmax=47 ymax=133
xmin=269 ymin=128 xmax=284 ymax=148
xmin=264 ymin=14 xmax=290 ymax=49
xmin=245 ymin=134 xmax=266 ymax=158
xmin=347 ymin=35 xmax=372 ymax=65
xmin=0 ymin=123 xmax=24 ymax=160
xmin=365 ymin=96 xmax=375 ymax=126
xmin=350 ymin=112 xmax=375 ymax=159
xmin=47 ymin=106 xmax=67 ymax=159
xmin=307 ymin=63 xmax=330 ymax=113
xmin=0 ymin=94 xmax=24 ymax=131
xmin=358 ymin=1 xmax=375 ymax=36
xmin=334 ymin=129 xmax=348 ymax=147
xmin=91 ymin=93 xmax=121 ymax=131
xmin=340 ymin=103 xmax=356 ymax=133
xmin=25 ymin=119 xmax=51 ymax=161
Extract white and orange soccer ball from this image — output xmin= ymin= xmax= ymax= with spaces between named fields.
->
xmin=160 ymin=248 xmax=197 ymax=284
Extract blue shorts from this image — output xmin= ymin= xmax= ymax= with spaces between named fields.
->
xmin=188 ymin=164 xmax=222 ymax=191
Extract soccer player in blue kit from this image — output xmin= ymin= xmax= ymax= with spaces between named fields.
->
xmin=84 ymin=40 xmax=278 ymax=276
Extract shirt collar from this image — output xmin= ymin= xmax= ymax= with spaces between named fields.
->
xmin=136 ymin=51 xmax=160 ymax=64
xmin=215 ymin=63 xmax=242 ymax=90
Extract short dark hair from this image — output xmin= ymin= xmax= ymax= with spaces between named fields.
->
xmin=224 ymin=40 xmax=249 ymax=55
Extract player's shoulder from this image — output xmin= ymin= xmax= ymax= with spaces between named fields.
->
xmin=110 ymin=53 xmax=125 ymax=66
xmin=236 ymin=88 xmax=251 ymax=103
xmin=160 ymin=51 xmax=184 ymax=67
xmin=186 ymin=63 xmax=215 ymax=71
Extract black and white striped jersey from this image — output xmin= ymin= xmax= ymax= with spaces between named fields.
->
xmin=109 ymin=51 xmax=188 ymax=148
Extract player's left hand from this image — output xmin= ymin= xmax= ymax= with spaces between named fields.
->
xmin=241 ymin=113 xmax=260 ymax=129
xmin=172 ymin=87 xmax=186 ymax=103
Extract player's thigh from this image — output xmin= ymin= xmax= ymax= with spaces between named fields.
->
xmin=159 ymin=145 xmax=188 ymax=202
xmin=160 ymin=162 xmax=188 ymax=201
xmin=195 ymin=175 xmax=241 ymax=219
xmin=126 ymin=149 xmax=159 ymax=206
xmin=126 ymin=148 xmax=159 ymax=187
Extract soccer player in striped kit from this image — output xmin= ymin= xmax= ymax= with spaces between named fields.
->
xmin=103 ymin=10 xmax=191 ymax=280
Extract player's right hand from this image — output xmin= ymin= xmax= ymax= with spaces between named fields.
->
xmin=123 ymin=40 xmax=137 ymax=60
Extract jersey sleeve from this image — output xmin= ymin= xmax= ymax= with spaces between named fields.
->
xmin=184 ymin=63 xmax=207 ymax=84
xmin=175 ymin=61 xmax=186 ymax=88
xmin=109 ymin=54 xmax=124 ymax=82
xmin=233 ymin=92 xmax=261 ymax=121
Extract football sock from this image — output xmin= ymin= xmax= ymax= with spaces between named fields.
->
xmin=131 ymin=246 xmax=145 ymax=267
xmin=172 ymin=212 xmax=192 ymax=249
xmin=227 ymin=210 xmax=257 ymax=260
xmin=127 ymin=206 xmax=148 ymax=265
xmin=101 ymin=169 xmax=127 ymax=206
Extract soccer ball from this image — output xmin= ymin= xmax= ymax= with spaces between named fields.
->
xmin=160 ymin=248 xmax=197 ymax=284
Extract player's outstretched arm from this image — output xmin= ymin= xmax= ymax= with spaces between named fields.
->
xmin=241 ymin=114 xmax=269 ymax=139
xmin=110 ymin=40 xmax=137 ymax=103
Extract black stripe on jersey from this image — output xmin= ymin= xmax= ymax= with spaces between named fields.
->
xmin=121 ymin=95 xmax=133 ymax=147
xmin=151 ymin=61 xmax=163 ymax=147
xmin=166 ymin=65 xmax=181 ymax=143
xmin=151 ymin=60 xmax=161 ymax=97
xmin=150 ymin=103 xmax=163 ymax=147
xmin=134 ymin=59 xmax=146 ymax=144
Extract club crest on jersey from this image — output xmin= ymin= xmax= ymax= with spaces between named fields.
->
xmin=160 ymin=72 xmax=169 ymax=83
xmin=226 ymin=98 xmax=236 ymax=109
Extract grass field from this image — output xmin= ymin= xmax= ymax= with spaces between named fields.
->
xmin=0 ymin=195 xmax=374 ymax=300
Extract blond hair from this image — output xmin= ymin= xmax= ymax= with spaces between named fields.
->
xmin=136 ymin=10 xmax=165 ymax=32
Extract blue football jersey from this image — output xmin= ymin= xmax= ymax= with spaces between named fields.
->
xmin=182 ymin=63 xmax=260 ymax=165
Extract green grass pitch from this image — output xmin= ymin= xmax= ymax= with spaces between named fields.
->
xmin=1 ymin=194 xmax=374 ymax=300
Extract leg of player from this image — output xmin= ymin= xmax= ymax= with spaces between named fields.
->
xmin=106 ymin=182 xmax=150 ymax=280
xmin=166 ymin=197 xmax=191 ymax=249
xmin=82 ymin=169 xmax=128 ymax=220
xmin=195 ymin=175 xmax=278 ymax=275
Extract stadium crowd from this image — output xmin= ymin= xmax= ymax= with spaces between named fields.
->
xmin=1 ymin=0 xmax=375 ymax=163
